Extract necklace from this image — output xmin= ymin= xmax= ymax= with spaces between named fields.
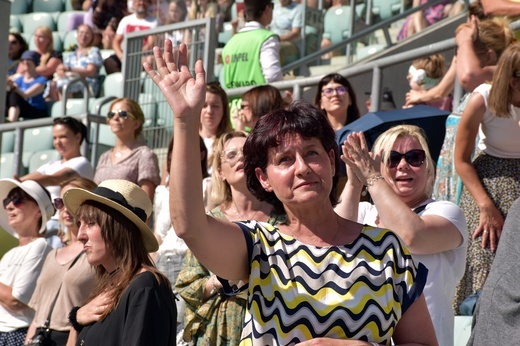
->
xmin=231 ymin=200 xmax=262 ymax=221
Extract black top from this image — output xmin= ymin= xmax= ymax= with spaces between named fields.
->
xmin=77 ymin=271 xmax=177 ymax=346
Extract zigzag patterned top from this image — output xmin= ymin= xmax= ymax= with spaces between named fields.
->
xmin=237 ymin=221 xmax=427 ymax=346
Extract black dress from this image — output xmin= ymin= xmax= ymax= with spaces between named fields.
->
xmin=77 ymin=271 xmax=177 ymax=346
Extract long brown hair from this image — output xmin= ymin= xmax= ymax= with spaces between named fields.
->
xmin=77 ymin=201 xmax=170 ymax=319
xmin=488 ymin=43 xmax=520 ymax=118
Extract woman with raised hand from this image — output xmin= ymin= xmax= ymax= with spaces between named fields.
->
xmin=143 ymin=41 xmax=438 ymax=345
xmin=63 ymin=179 xmax=177 ymax=345
xmin=337 ymin=126 xmax=467 ymax=346
xmin=93 ymin=98 xmax=160 ymax=203
xmin=25 ymin=177 xmax=97 ymax=346
xmin=0 ymin=179 xmax=54 ymax=345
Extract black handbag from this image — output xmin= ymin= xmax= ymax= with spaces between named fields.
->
xmin=27 ymin=252 xmax=83 ymax=346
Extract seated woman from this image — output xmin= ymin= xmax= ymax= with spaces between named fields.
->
xmin=7 ymin=33 xmax=28 ymax=77
xmin=25 ymin=177 xmax=97 ymax=346
xmin=50 ymin=24 xmax=104 ymax=100
xmin=337 ymin=125 xmax=467 ymax=346
xmin=5 ymin=50 xmax=48 ymax=122
xmin=176 ymin=131 xmax=284 ymax=345
xmin=143 ymin=41 xmax=437 ymax=345
xmin=33 ymin=26 xmax=63 ymax=81
xmin=93 ymin=98 xmax=160 ymax=203
xmin=0 ymin=179 xmax=54 ymax=345
xmin=63 ymin=179 xmax=177 ymax=345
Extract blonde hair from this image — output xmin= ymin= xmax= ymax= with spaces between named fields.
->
xmin=188 ymin=0 xmax=218 ymax=20
xmin=108 ymin=98 xmax=145 ymax=137
xmin=372 ymin=125 xmax=435 ymax=199
xmin=35 ymin=26 xmax=54 ymax=64
xmin=488 ymin=43 xmax=520 ymax=117
xmin=210 ymin=131 xmax=248 ymax=206
xmin=412 ymin=54 xmax=445 ymax=79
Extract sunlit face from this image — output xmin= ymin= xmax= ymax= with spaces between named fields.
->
xmin=407 ymin=70 xmax=422 ymax=91
xmin=4 ymin=189 xmax=41 ymax=236
xmin=200 ymin=92 xmax=224 ymax=136
xmin=77 ymin=216 xmax=111 ymax=269
xmin=59 ymin=185 xmax=76 ymax=233
xmin=108 ymin=101 xmax=142 ymax=138
xmin=319 ymin=81 xmax=350 ymax=118
xmin=219 ymin=136 xmax=246 ymax=187
xmin=256 ymin=134 xmax=335 ymax=208
xmin=76 ymin=25 xmax=94 ymax=48
xmin=53 ymin=124 xmax=82 ymax=159
xmin=135 ymin=0 xmax=150 ymax=15
xmin=382 ymin=136 xmax=428 ymax=206
xmin=33 ymin=29 xmax=50 ymax=52
xmin=169 ymin=2 xmax=184 ymax=22
xmin=238 ymin=100 xmax=254 ymax=126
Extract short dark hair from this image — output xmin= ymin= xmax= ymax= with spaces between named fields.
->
xmin=244 ymin=0 xmax=271 ymax=21
xmin=243 ymin=101 xmax=340 ymax=214
xmin=53 ymin=116 xmax=88 ymax=144
xmin=315 ymin=73 xmax=360 ymax=126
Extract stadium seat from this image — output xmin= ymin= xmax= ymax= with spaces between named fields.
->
xmin=372 ymin=0 xmax=403 ymax=21
xmin=323 ymin=6 xmax=355 ymax=46
xmin=23 ymin=126 xmax=54 ymax=154
xmin=28 ymin=149 xmax=61 ymax=172
xmin=102 ymin=72 xmax=124 ymax=98
xmin=51 ymin=99 xmax=89 ymax=118
xmin=23 ymin=12 xmax=57 ymax=34
xmin=28 ymin=32 xmax=63 ymax=52
xmin=57 ymin=11 xmax=85 ymax=33
xmin=10 ymin=15 xmax=23 ymax=33
xmin=1 ymin=132 xmax=15 ymax=154
xmin=11 ymin=0 xmax=29 ymax=15
xmin=61 ymin=30 xmax=78 ymax=49
xmin=218 ymin=22 xmax=234 ymax=46
xmin=32 ymin=0 xmax=64 ymax=13
xmin=0 ymin=153 xmax=15 ymax=178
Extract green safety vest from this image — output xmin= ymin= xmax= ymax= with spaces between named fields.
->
xmin=222 ymin=28 xmax=278 ymax=89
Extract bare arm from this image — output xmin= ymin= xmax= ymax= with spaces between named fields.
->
xmin=480 ymin=0 xmax=520 ymax=16
xmin=36 ymin=57 xmax=62 ymax=79
xmin=112 ymin=34 xmax=125 ymax=60
xmin=19 ymin=168 xmax=78 ymax=186
xmin=280 ymin=27 xmax=301 ymax=42
xmin=454 ymin=92 xmax=503 ymax=251
xmin=338 ymin=132 xmax=463 ymax=255
xmin=0 ymin=282 xmax=27 ymax=312
xmin=143 ymin=41 xmax=249 ymax=281
xmin=14 ymin=82 xmax=46 ymax=99
xmin=405 ymin=55 xmax=456 ymax=106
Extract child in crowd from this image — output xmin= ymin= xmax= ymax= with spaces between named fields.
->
xmin=406 ymin=54 xmax=453 ymax=112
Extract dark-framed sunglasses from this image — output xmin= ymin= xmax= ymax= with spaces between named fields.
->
xmin=53 ymin=198 xmax=64 ymax=210
xmin=107 ymin=110 xmax=134 ymax=119
xmin=388 ymin=149 xmax=425 ymax=168
xmin=3 ymin=194 xmax=27 ymax=209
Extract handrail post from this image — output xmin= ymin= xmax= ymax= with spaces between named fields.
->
xmin=370 ymin=66 xmax=382 ymax=112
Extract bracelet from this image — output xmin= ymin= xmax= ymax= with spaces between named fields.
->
xmin=365 ymin=175 xmax=384 ymax=187
xmin=68 ymin=306 xmax=83 ymax=332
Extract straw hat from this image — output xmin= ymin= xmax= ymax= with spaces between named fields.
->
xmin=0 ymin=179 xmax=55 ymax=235
xmin=63 ymin=179 xmax=158 ymax=252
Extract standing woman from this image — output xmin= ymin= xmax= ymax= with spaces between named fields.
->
xmin=176 ymin=131 xmax=284 ymax=345
xmin=33 ymin=26 xmax=63 ymax=80
xmin=0 ymin=179 xmax=54 ymax=345
xmin=143 ymin=42 xmax=437 ymax=345
xmin=199 ymin=82 xmax=232 ymax=172
xmin=232 ymin=85 xmax=284 ymax=132
xmin=25 ymin=177 xmax=97 ymax=346
xmin=6 ymin=51 xmax=48 ymax=122
xmin=314 ymin=73 xmax=360 ymax=131
xmin=93 ymin=98 xmax=160 ymax=203
xmin=454 ymin=43 xmax=520 ymax=312
xmin=63 ymin=180 xmax=177 ymax=345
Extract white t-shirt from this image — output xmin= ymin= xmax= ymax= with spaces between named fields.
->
xmin=474 ymin=83 xmax=520 ymax=158
xmin=116 ymin=13 xmax=157 ymax=51
xmin=0 ymin=238 xmax=52 ymax=332
xmin=358 ymin=199 xmax=467 ymax=346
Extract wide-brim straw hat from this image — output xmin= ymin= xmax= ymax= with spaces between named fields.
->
xmin=0 ymin=179 xmax=55 ymax=235
xmin=63 ymin=179 xmax=158 ymax=252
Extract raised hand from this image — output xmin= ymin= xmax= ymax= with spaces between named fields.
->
xmin=142 ymin=40 xmax=206 ymax=122
xmin=341 ymin=132 xmax=382 ymax=185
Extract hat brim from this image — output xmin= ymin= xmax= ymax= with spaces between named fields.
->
xmin=63 ymin=187 xmax=158 ymax=252
xmin=0 ymin=179 xmax=53 ymax=235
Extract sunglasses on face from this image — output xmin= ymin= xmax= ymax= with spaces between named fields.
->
xmin=107 ymin=110 xmax=134 ymax=119
xmin=322 ymin=86 xmax=347 ymax=98
xmin=388 ymin=149 xmax=426 ymax=168
xmin=3 ymin=194 xmax=27 ymax=209
xmin=221 ymin=148 xmax=244 ymax=166
xmin=54 ymin=198 xmax=64 ymax=210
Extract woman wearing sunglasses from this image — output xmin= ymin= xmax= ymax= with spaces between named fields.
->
xmin=24 ymin=177 xmax=97 ymax=346
xmin=176 ymin=131 xmax=284 ymax=345
xmin=314 ymin=73 xmax=360 ymax=132
xmin=337 ymin=125 xmax=467 ymax=346
xmin=0 ymin=179 xmax=54 ymax=345
xmin=93 ymin=98 xmax=160 ymax=204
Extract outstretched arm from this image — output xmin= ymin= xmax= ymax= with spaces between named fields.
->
xmin=143 ymin=41 xmax=249 ymax=281
xmin=338 ymin=132 xmax=463 ymax=255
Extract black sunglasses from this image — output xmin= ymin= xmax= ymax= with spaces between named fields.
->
xmin=3 ymin=194 xmax=27 ymax=209
xmin=107 ymin=110 xmax=134 ymax=119
xmin=388 ymin=149 xmax=425 ymax=168
xmin=53 ymin=198 xmax=64 ymax=210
